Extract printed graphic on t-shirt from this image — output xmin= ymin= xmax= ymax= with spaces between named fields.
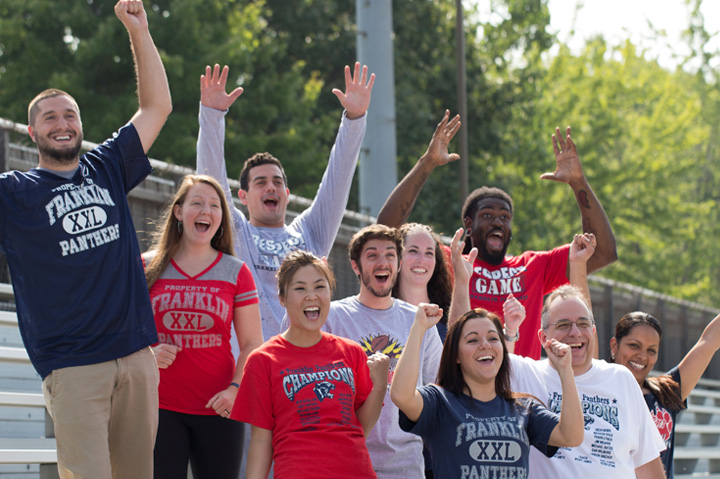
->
xmin=152 ymin=283 xmax=231 ymax=349
xmin=649 ymin=404 xmax=673 ymax=448
xmin=45 ymin=173 xmax=121 ymax=257
xmin=455 ymin=411 xmax=530 ymax=478
xmin=358 ymin=333 xmax=403 ymax=385
xmin=279 ymin=360 xmax=356 ymax=429
xmin=470 ymin=265 xmax=528 ymax=302
xmin=547 ymin=391 xmax=620 ymax=468
xmin=251 ymin=232 xmax=307 ymax=271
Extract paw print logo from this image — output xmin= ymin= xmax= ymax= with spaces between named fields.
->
xmin=652 ymin=407 xmax=673 ymax=441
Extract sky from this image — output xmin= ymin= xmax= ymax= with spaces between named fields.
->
xmin=476 ymin=0 xmax=720 ymax=70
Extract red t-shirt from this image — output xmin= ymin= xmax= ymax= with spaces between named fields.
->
xmin=468 ymin=245 xmax=570 ymax=359
xmin=148 ymin=252 xmax=259 ymax=414
xmin=233 ymin=333 xmax=376 ymax=479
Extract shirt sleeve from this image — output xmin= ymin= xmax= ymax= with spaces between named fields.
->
xmin=541 ymin=244 xmax=571 ymax=294
xmin=668 ymin=366 xmax=687 ymax=410
xmin=290 ymin=113 xmax=366 ymax=256
xmin=234 ymin=262 xmax=259 ymax=307
xmin=196 ymin=104 xmax=249 ymax=229
xmin=421 ymin=327 xmax=443 ymax=385
xmin=91 ymin=123 xmax=152 ymax=193
xmin=524 ymin=398 xmax=560 ymax=458
xmin=398 ymin=384 xmax=442 ymax=436
xmin=231 ymin=349 xmax=274 ymax=429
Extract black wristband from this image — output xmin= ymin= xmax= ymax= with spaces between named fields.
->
xmin=230 ymin=382 xmax=240 ymax=389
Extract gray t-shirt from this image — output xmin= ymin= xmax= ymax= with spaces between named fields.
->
xmin=323 ymin=296 xmax=443 ymax=479
xmin=196 ymin=104 xmax=366 ymax=342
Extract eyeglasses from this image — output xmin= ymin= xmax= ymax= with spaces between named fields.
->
xmin=545 ymin=318 xmax=594 ymax=331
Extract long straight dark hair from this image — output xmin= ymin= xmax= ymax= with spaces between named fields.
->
xmin=613 ymin=311 xmax=685 ymax=411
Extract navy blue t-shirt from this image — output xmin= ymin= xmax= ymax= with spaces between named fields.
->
xmin=400 ymin=385 xmax=559 ymax=479
xmin=0 ymin=123 xmax=157 ymax=378
xmin=645 ymin=367 xmax=684 ymax=478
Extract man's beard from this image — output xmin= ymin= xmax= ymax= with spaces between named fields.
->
xmin=478 ymin=236 xmax=509 ymax=266
xmin=36 ymin=132 xmax=83 ymax=165
xmin=359 ymin=267 xmax=397 ymax=298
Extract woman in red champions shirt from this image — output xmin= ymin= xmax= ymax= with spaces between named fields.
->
xmin=144 ymin=174 xmax=263 ymax=479
xmin=233 ymin=250 xmax=389 ymax=479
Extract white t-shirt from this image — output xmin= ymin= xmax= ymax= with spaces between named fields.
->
xmin=510 ymin=356 xmax=665 ymax=479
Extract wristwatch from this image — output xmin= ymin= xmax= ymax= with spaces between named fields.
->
xmin=503 ymin=327 xmax=520 ymax=342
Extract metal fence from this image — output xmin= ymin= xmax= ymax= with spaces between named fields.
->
xmin=2 ymin=117 xmax=718 ymax=378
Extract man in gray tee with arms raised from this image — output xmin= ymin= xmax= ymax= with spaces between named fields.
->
xmin=196 ymin=62 xmax=374 ymax=342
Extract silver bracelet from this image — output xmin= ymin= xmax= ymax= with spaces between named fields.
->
xmin=503 ymin=327 xmax=519 ymax=342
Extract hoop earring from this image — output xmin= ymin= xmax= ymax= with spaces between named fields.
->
xmin=177 ymin=221 xmax=183 ymax=234
xmin=465 ymin=229 xmax=472 ymax=237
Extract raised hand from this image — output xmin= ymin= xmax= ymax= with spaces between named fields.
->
xmin=502 ymin=293 xmax=525 ymax=336
xmin=423 ymin=110 xmax=461 ymax=168
xmin=544 ymin=338 xmax=573 ymax=372
xmin=569 ymin=233 xmax=596 ymax=264
xmin=153 ymin=343 xmax=180 ymax=369
xmin=332 ymin=62 xmax=375 ymax=120
xmin=367 ymin=352 xmax=391 ymax=389
xmin=414 ymin=302 xmax=443 ymax=331
xmin=451 ymin=228 xmax=477 ymax=288
xmin=541 ymin=126 xmax=585 ymax=185
xmin=200 ymin=64 xmax=244 ymax=111
xmin=114 ymin=0 xmax=148 ymax=33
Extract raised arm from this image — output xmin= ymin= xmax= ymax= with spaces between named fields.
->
xmin=568 ymin=233 xmax=596 ymax=309
xmin=356 ymin=352 xmax=390 ymax=437
xmin=295 ymin=63 xmax=372 ymax=254
xmin=568 ymin=233 xmax=599 ymax=358
xmin=502 ymin=294 xmax=525 ymax=355
xmin=678 ymin=312 xmax=720 ymax=400
xmin=116 ymin=0 xmax=172 ymax=153
xmin=448 ymin=228 xmax=476 ymax=328
xmin=390 ymin=303 xmax=443 ymax=422
xmin=376 ymin=110 xmax=461 ymax=227
xmin=545 ymin=339 xmax=584 ymax=447
xmin=196 ymin=65 xmax=243 ymax=206
xmin=541 ymin=127 xmax=617 ymax=274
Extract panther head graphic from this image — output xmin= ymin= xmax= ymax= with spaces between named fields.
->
xmin=583 ymin=415 xmax=595 ymax=430
xmin=314 ymin=381 xmax=335 ymax=402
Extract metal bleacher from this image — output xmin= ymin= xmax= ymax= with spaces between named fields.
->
xmin=3 ymin=295 xmax=720 ymax=478
xmin=0 ymin=285 xmax=57 ymax=478
xmin=3 ymin=117 xmax=720 ymax=477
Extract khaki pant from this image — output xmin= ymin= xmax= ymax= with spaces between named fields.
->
xmin=42 ymin=347 xmax=159 ymax=479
